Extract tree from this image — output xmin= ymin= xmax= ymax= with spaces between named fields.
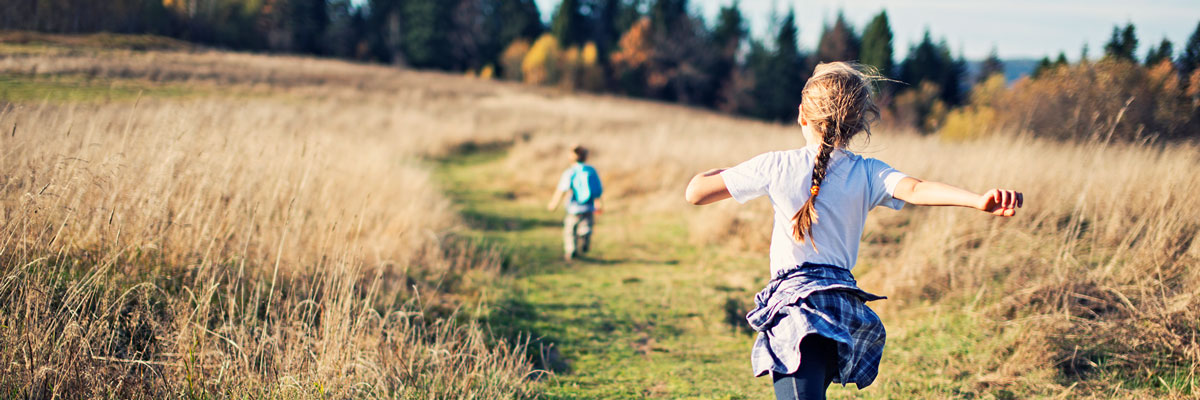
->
xmin=814 ymin=11 xmax=859 ymax=64
xmin=551 ymin=0 xmax=589 ymax=48
xmin=649 ymin=0 xmax=687 ymax=34
xmin=613 ymin=0 xmax=646 ymax=35
xmin=401 ymin=0 xmax=454 ymax=68
xmin=978 ymin=46 xmax=1004 ymax=83
xmin=1032 ymin=56 xmax=1052 ymax=78
xmin=748 ymin=10 xmax=808 ymax=122
xmin=611 ymin=17 xmax=652 ymax=96
xmin=1144 ymin=38 xmax=1174 ymax=66
xmin=498 ymin=0 xmax=544 ymax=47
xmin=1054 ymin=51 xmax=1069 ymax=66
xmin=900 ymin=30 xmax=961 ymax=105
xmin=448 ymin=0 xmax=507 ymax=71
xmin=860 ymin=10 xmax=894 ymax=77
xmin=642 ymin=7 xmax=714 ymax=105
xmin=710 ymin=1 xmax=746 ymax=111
xmin=289 ymin=0 xmax=329 ymax=54
xmin=1103 ymin=23 xmax=1138 ymax=61
xmin=1179 ymin=21 xmax=1200 ymax=77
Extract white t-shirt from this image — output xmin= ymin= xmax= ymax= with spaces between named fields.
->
xmin=721 ymin=146 xmax=909 ymax=275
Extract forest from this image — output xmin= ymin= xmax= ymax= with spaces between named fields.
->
xmin=4 ymin=0 xmax=1200 ymax=140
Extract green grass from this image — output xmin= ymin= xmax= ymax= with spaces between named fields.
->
xmin=435 ymin=147 xmax=775 ymax=399
xmin=0 ymin=73 xmax=197 ymax=103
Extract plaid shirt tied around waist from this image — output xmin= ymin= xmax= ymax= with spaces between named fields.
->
xmin=746 ymin=263 xmax=887 ymax=388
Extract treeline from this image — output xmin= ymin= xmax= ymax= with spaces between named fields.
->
xmin=942 ymin=22 xmax=1200 ymax=142
xmin=6 ymin=0 xmax=1200 ymax=141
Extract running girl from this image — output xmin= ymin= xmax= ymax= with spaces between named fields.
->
xmin=684 ymin=62 xmax=1022 ymax=400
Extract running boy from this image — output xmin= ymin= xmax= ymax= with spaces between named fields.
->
xmin=684 ymin=62 xmax=1023 ymax=400
xmin=548 ymin=145 xmax=604 ymax=261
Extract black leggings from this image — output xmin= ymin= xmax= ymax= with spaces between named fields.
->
xmin=771 ymin=335 xmax=838 ymax=400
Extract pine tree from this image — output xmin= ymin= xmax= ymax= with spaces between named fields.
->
xmin=978 ymin=46 xmax=1004 ymax=83
xmin=899 ymin=31 xmax=962 ymax=106
xmin=750 ymin=10 xmax=807 ymax=122
xmin=650 ymin=0 xmax=687 ymax=33
xmin=1032 ymin=56 xmax=1052 ymax=78
xmin=814 ymin=11 xmax=859 ymax=64
xmin=498 ymin=0 xmax=544 ymax=46
xmin=614 ymin=0 xmax=646 ymax=35
xmin=1144 ymin=38 xmax=1173 ymax=66
xmin=1054 ymin=51 xmax=1069 ymax=66
xmin=551 ymin=0 xmax=589 ymax=48
xmin=710 ymin=2 xmax=746 ymax=111
xmin=1103 ymin=23 xmax=1138 ymax=61
xmin=402 ymin=0 xmax=454 ymax=68
xmin=289 ymin=0 xmax=329 ymax=54
xmin=1179 ymin=21 xmax=1200 ymax=76
xmin=859 ymin=10 xmax=894 ymax=77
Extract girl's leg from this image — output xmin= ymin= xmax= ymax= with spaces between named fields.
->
xmin=771 ymin=335 xmax=837 ymax=400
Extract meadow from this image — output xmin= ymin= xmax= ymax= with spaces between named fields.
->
xmin=2 ymin=34 xmax=1198 ymax=399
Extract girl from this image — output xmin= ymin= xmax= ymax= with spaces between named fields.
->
xmin=684 ymin=62 xmax=1022 ymax=400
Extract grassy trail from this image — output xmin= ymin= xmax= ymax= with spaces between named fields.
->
xmin=436 ymin=148 xmax=776 ymax=399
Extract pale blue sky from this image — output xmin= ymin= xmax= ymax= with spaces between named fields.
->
xmin=532 ymin=0 xmax=1200 ymax=61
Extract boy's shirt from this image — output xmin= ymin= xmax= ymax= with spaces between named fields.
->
xmin=557 ymin=163 xmax=600 ymax=215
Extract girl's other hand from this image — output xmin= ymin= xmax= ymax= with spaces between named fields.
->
xmin=977 ymin=189 xmax=1023 ymax=217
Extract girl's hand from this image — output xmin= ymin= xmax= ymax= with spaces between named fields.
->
xmin=977 ymin=189 xmax=1023 ymax=217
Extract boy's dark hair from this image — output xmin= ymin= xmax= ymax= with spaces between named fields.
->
xmin=573 ymin=145 xmax=589 ymax=162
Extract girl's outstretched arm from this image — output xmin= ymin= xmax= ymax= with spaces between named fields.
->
xmin=892 ymin=177 xmax=1023 ymax=217
xmin=685 ymin=168 xmax=732 ymax=205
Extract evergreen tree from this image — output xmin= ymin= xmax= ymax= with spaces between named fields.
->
xmin=750 ymin=10 xmax=807 ymax=122
xmin=650 ymin=0 xmax=688 ymax=33
xmin=551 ymin=0 xmax=589 ymax=47
xmin=1179 ymin=21 xmax=1200 ymax=76
xmin=1032 ymin=56 xmax=1052 ymax=78
xmin=642 ymin=3 xmax=714 ymax=105
xmin=1103 ymin=23 xmax=1138 ymax=61
xmin=401 ymin=0 xmax=454 ymax=68
xmin=1144 ymin=38 xmax=1173 ymax=66
xmin=944 ymin=53 xmax=967 ymax=106
xmin=1054 ymin=51 xmax=1069 ymax=66
xmin=498 ymin=0 xmax=544 ymax=46
xmin=710 ymin=2 xmax=746 ymax=110
xmin=860 ymin=10 xmax=894 ymax=77
xmin=899 ymin=31 xmax=964 ymax=106
xmin=448 ymin=0 xmax=509 ymax=71
xmin=593 ymin=0 xmax=623 ymax=57
xmin=814 ymin=11 xmax=859 ymax=64
xmin=614 ymin=0 xmax=646 ymax=35
xmin=324 ymin=0 xmax=365 ymax=59
xmin=289 ymin=0 xmax=329 ymax=54
xmin=978 ymin=46 xmax=1004 ymax=83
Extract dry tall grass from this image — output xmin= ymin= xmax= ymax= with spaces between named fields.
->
xmin=0 ymin=45 xmax=549 ymax=398
xmin=4 ymin=37 xmax=1199 ymax=398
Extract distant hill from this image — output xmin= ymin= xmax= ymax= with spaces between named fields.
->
xmin=964 ymin=58 xmax=1040 ymax=84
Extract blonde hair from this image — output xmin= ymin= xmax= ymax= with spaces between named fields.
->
xmin=792 ymin=62 xmax=884 ymax=247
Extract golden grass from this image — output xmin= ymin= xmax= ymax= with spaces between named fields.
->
xmin=0 ymin=48 xmax=544 ymax=398
xmin=3 ymin=38 xmax=1198 ymax=398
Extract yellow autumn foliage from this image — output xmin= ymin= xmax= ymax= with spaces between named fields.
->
xmin=522 ymin=34 xmax=561 ymax=86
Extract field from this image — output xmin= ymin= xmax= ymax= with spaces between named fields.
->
xmin=2 ymin=34 xmax=1199 ymax=399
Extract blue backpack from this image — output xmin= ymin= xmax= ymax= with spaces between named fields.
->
xmin=570 ymin=164 xmax=603 ymax=204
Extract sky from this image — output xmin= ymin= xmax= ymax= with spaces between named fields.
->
xmin=531 ymin=0 xmax=1200 ymax=61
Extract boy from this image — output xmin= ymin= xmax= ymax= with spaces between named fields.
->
xmin=547 ymin=145 xmax=604 ymax=261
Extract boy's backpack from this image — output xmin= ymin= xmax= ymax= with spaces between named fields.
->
xmin=570 ymin=164 xmax=603 ymax=204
